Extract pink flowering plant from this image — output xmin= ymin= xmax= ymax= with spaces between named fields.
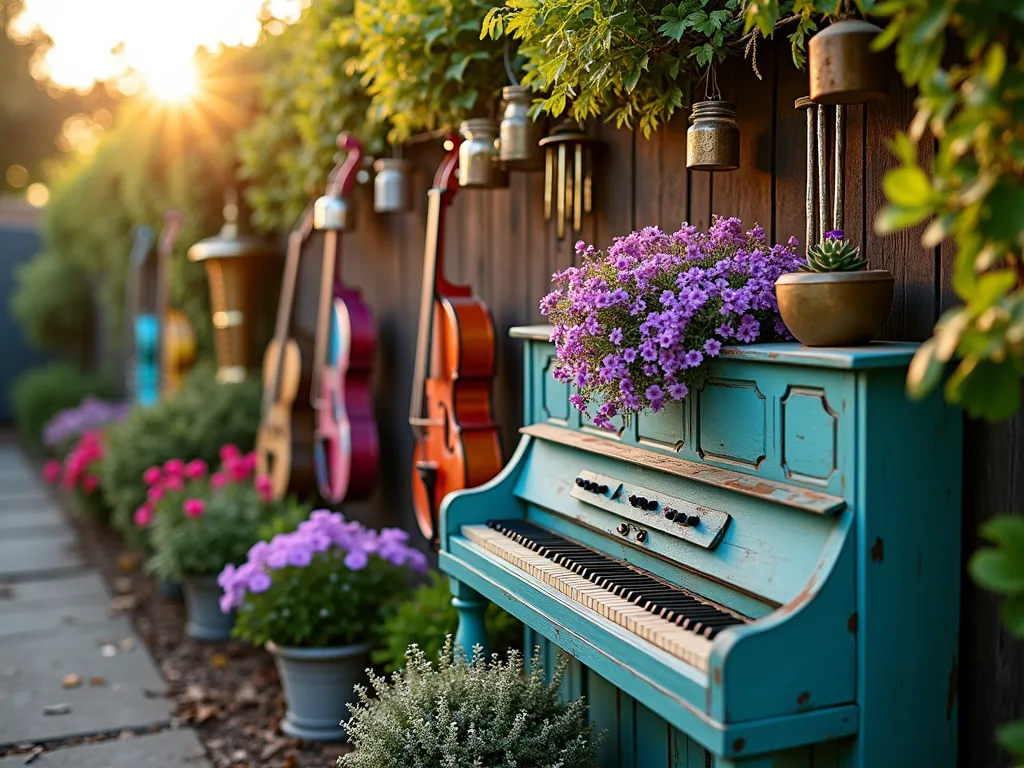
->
xmin=44 ymin=430 xmax=107 ymax=518
xmin=142 ymin=444 xmax=288 ymax=583
xmin=219 ymin=510 xmax=428 ymax=649
xmin=541 ymin=217 xmax=802 ymax=428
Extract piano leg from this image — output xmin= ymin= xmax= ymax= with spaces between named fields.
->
xmin=450 ymin=577 xmax=491 ymax=659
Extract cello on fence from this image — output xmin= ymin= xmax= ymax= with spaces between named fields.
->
xmin=409 ymin=136 xmax=503 ymax=547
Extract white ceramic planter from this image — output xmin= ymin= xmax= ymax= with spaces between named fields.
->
xmin=267 ymin=641 xmax=372 ymax=742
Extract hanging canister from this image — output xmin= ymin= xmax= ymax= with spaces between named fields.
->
xmin=373 ymin=158 xmax=411 ymax=213
xmin=499 ymin=85 xmax=544 ymax=171
xmin=686 ymin=100 xmax=739 ymax=172
xmin=809 ymin=19 xmax=888 ymax=104
xmin=187 ymin=191 xmax=280 ymax=384
xmin=458 ymin=118 xmax=509 ymax=189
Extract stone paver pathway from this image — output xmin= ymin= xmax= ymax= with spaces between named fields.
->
xmin=0 ymin=441 xmax=210 ymax=765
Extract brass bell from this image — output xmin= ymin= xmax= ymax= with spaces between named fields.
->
xmin=458 ymin=118 xmax=509 ymax=189
xmin=372 ymin=158 xmax=411 ymax=213
xmin=187 ymin=190 xmax=280 ymax=384
xmin=499 ymin=85 xmax=544 ymax=171
xmin=686 ymin=100 xmax=739 ymax=172
xmin=809 ymin=19 xmax=888 ymax=104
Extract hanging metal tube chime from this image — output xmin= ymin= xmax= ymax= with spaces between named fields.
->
xmin=539 ymin=122 xmax=600 ymax=240
xmin=795 ymin=96 xmax=846 ymax=247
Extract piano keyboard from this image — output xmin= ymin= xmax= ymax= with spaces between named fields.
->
xmin=464 ymin=520 xmax=747 ymax=671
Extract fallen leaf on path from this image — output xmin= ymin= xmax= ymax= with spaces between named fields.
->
xmin=60 ymin=674 xmax=81 ymax=689
xmin=210 ymin=652 xmax=229 ymax=669
xmin=21 ymin=746 xmax=44 ymax=764
xmin=42 ymin=703 xmax=71 ymax=715
xmin=194 ymin=703 xmax=220 ymax=723
xmin=100 ymin=644 xmax=117 ymax=658
xmin=281 ymin=754 xmax=299 ymax=768
xmin=185 ymin=683 xmax=207 ymax=702
xmin=120 ymin=637 xmax=136 ymax=651
xmin=237 ymin=681 xmax=257 ymax=705
xmin=89 ymin=676 xmax=106 ymax=687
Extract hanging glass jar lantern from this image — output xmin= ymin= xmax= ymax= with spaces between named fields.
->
xmin=187 ymin=190 xmax=280 ymax=384
xmin=809 ymin=19 xmax=888 ymax=104
xmin=373 ymin=158 xmax=411 ymax=213
xmin=499 ymin=86 xmax=544 ymax=171
xmin=458 ymin=118 xmax=508 ymax=189
xmin=538 ymin=122 xmax=602 ymax=240
xmin=686 ymin=99 xmax=740 ymax=172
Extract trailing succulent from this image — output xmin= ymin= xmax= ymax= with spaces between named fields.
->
xmin=802 ymin=230 xmax=867 ymax=272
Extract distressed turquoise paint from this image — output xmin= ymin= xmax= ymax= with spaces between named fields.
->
xmin=780 ymin=387 xmax=838 ymax=483
xmin=440 ymin=328 xmax=961 ymax=767
xmin=698 ymin=379 xmax=768 ymax=468
xmin=449 ymin=577 xmax=489 ymax=659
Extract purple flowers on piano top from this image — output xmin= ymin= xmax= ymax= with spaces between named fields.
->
xmin=217 ymin=509 xmax=427 ymax=648
xmin=42 ymin=396 xmax=129 ymax=448
xmin=541 ymin=217 xmax=801 ymax=428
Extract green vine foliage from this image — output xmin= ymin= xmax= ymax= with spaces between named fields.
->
xmin=237 ymin=0 xmax=387 ymax=232
xmin=482 ymin=0 xmax=752 ymax=136
xmin=348 ymin=0 xmax=509 ymax=143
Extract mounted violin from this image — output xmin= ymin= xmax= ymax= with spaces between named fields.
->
xmin=125 ymin=224 xmax=157 ymax=406
xmin=256 ymin=203 xmax=318 ymax=501
xmin=409 ymin=136 xmax=503 ymax=546
xmin=310 ymin=134 xmax=379 ymax=504
xmin=155 ymin=211 xmax=196 ymax=398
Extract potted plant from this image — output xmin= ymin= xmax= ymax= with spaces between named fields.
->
xmin=541 ymin=216 xmax=803 ymax=426
xmin=775 ymin=229 xmax=895 ymax=346
xmin=44 ymin=430 xmax=109 ymax=520
xmin=138 ymin=445 xmax=279 ymax=641
xmin=340 ymin=640 xmax=599 ymax=767
xmin=218 ymin=509 xmax=428 ymax=742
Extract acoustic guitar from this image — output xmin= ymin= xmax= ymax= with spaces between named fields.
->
xmin=125 ymin=225 xmax=157 ymax=406
xmin=154 ymin=211 xmax=196 ymax=398
xmin=311 ymin=134 xmax=380 ymax=505
xmin=255 ymin=204 xmax=318 ymax=501
xmin=409 ymin=136 xmax=503 ymax=546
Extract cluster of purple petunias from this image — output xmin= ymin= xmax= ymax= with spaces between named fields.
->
xmin=43 ymin=397 xmax=129 ymax=448
xmin=217 ymin=510 xmax=428 ymax=614
xmin=540 ymin=216 xmax=802 ymax=429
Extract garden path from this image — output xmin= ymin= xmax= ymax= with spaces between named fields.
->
xmin=0 ymin=438 xmax=210 ymax=766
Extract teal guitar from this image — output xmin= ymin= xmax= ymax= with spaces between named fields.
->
xmin=125 ymin=225 xmax=158 ymax=406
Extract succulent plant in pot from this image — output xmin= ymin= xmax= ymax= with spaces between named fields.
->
xmin=775 ymin=230 xmax=895 ymax=346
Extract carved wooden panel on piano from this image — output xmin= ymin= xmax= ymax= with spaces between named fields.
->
xmin=440 ymin=325 xmax=963 ymax=767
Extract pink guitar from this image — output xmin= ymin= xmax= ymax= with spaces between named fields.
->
xmin=311 ymin=134 xmax=380 ymax=504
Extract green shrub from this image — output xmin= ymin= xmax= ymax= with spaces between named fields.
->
xmin=371 ymin=571 xmax=522 ymax=673
xmin=101 ymin=365 xmax=262 ymax=544
xmin=10 ymin=252 xmax=95 ymax=358
xmin=9 ymin=364 xmax=117 ymax=453
xmin=341 ymin=640 xmax=599 ymax=768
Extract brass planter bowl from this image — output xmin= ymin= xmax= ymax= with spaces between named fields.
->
xmin=775 ymin=270 xmax=894 ymax=347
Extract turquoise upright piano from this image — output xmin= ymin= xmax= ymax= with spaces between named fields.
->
xmin=439 ymin=326 xmax=962 ymax=768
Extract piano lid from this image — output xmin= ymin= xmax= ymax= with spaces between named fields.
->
xmin=509 ymin=324 xmax=919 ymax=370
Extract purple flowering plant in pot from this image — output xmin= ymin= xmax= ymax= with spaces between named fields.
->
xmin=541 ymin=216 xmax=803 ymax=428
xmin=218 ymin=509 xmax=428 ymax=742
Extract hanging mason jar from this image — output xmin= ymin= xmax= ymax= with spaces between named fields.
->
xmin=686 ymin=100 xmax=739 ymax=172
xmin=809 ymin=19 xmax=888 ymax=105
xmin=458 ymin=118 xmax=509 ymax=189
xmin=373 ymin=158 xmax=411 ymax=213
xmin=499 ymin=86 xmax=544 ymax=171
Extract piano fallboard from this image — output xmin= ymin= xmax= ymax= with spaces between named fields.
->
xmin=440 ymin=327 xmax=962 ymax=767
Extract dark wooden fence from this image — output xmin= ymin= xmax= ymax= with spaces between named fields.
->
xmin=265 ymin=42 xmax=1023 ymax=767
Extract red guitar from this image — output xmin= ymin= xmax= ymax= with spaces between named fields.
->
xmin=409 ymin=136 xmax=503 ymax=546
xmin=311 ymin=134 xmax=380 ymax=504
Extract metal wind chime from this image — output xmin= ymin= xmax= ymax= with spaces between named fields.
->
xmin=540 ymin=122 xmax=600 ymax=240
xmin=796 ymin=96 xmax=846 ymax=250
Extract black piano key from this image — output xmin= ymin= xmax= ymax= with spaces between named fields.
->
xmin=485 ymin=519 xmax=743 ymax=643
